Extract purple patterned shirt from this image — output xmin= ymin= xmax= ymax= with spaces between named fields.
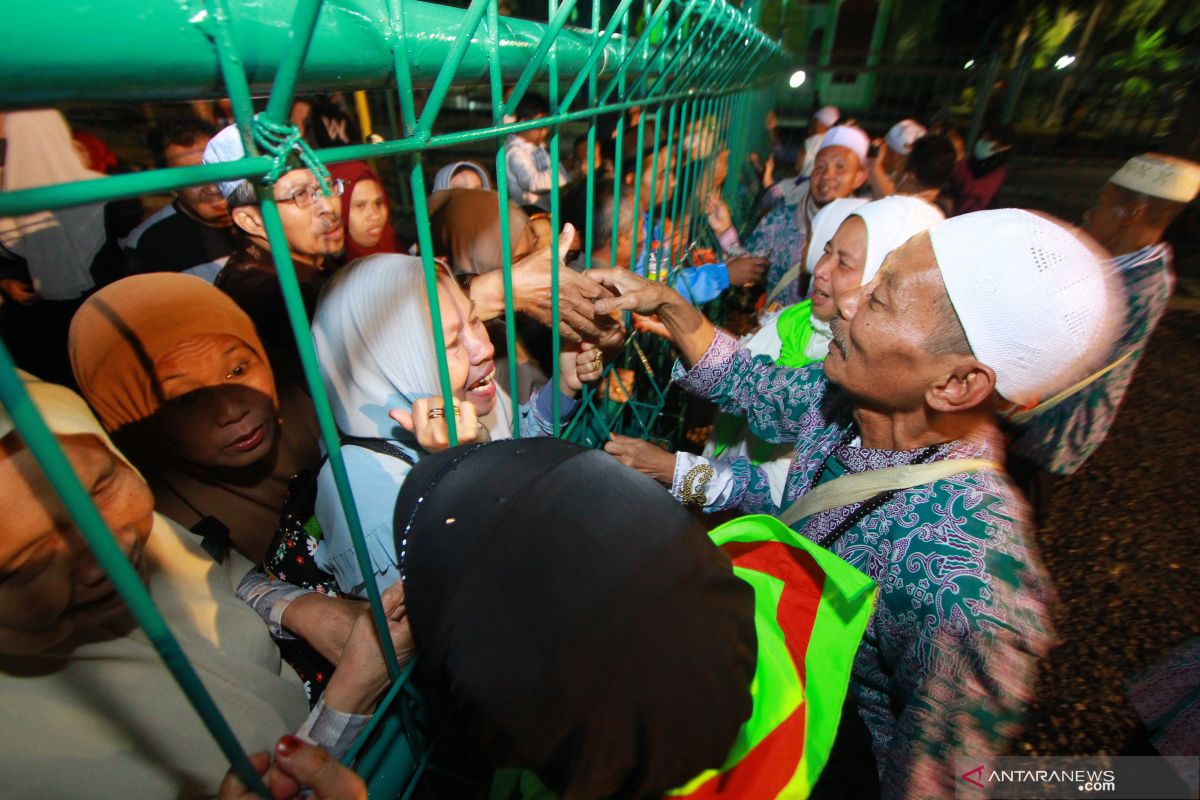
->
xmin=675 ymin=330 xmax=1056 ymax=800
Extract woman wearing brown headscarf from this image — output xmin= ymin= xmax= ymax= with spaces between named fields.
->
xmin=67 ymin=272 xmax=320 ymax=564
xmin=426 ymin=187 xmax=541 ymax=278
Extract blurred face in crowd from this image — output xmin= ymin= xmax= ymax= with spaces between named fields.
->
xmin=152 ymin=333 xmax=279 ymax=470
xmin=436 ymin=272 xmax=498 ymax=416
xmin=347 ymin=178 xmax=388 ymax=250
xmin=810 ymin=145 xmax=868 ymax=206
xmin=0 ymin=432 xmax=154 ymax=655
xmin=165 ymin=138 xmax=229 ymax=227
xmin=825 ymin=233 xmax=954 ymax=411
xmin=628 ymin=147 xmax=675 ymax=211
xmin=809 ymin=215 xmax=868 ymax=323
xmin=518 ymin=114 xmax=550 ymax=147
xmin=449 ymin=167 xmax=484 ymax=190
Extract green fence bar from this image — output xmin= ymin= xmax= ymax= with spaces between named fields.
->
xmin=0 ymin=345 xmax=271 ymax=797
xmin=0 ymin=0 xmax=789 ymax=794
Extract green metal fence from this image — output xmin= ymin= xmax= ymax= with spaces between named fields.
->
xmin=0 ymin=1 xmax=786 ymax=796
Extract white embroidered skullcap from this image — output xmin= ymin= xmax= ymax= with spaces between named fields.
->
xmin=1109 ymin=153 xmax=1200 ymax=204
xmin=853 ymin=195 xmax=945 ymax=285
xmin=929 ymin=209 xmax=1118 ymax=405
xmin=201 ymin=122 xmax=257 ymax=198
xmin=813 ymin=106 xmax=840 ymax=128
xmin=818 ymin=125 xmax=869 ymax=164
xmin=885 ymin=119 xmax=926 ymax=156
xmin=805 ymin=197 xmax=869 ymax=273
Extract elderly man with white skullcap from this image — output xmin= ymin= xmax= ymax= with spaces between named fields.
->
xmin=589 ymin=208 xmax=1120 ymax=799
xmin=1009 ymin=153 xmax=1200 ymax=512
xmin=707 ymin=125 xmax=871 ymax=307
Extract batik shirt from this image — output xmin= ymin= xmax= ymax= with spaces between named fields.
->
xmin=674 ymin=330 xmax=1055 ymax=800
xmin=719 ymin=182 xmax=815 ymax=306
xmin=1010 ymin=243 xmax=1174 ymax=475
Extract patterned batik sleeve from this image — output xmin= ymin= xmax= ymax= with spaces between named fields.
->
xmin=674 ymin=328 xmax=830 ymax=446
xmin=869 ymin=479 xmax=1054 ymax=800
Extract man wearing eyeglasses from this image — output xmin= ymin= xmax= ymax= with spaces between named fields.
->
xmin=202 ymin=123 xmax=346 ymax=366
xmin=123 ymin=117 xmax=239 ymax=282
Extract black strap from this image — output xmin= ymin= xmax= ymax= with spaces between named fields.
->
xmin=339 ymin=434 xmax=417 ymax=467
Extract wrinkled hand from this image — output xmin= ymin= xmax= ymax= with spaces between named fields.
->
xmin=280 ymin=594 xmax=366 ymax=665
xmin=604 ymin=433 xmax=677 ymax=486
xmin=0 ymin=279 xmax=38 ymax=305
xmin=705 ymin=192 xmax=732 ymax=236
xmin=218 ymin=737 xmax=367 ymax=800
xmin=726 ymin=256 xmax=768 ymax=288
xmin=322 ymin=582 xmax=413 ymax=716
xmin=562 ymin=342 xmax=604 ymax=393
xmin=587 ymin=267 xmax=683 ymax=318
xmin=390 ymin=397 xmax=485 ymax=451
xmin=511 ymin=224 xmax=624 ymax=347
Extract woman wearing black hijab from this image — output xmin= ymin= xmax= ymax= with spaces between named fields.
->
xmin=395 ymin=438 xmax=875 ymax=799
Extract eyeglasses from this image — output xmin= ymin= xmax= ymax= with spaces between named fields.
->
xmin=276 ymin=178 xmax=344 ymax=209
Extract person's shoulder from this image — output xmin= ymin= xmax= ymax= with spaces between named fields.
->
xmin=122 ymin=202 xmax=178 ymax=249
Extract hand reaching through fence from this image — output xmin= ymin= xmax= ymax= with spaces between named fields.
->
xmin=604 ymin=433 xmax=677 ymax=485
xmin=588 ymin=268 xmax=716 ymax=366
xmin=321 ymin=582 xmax=413 ymax=716
xmin=390 ymin=397 xmax=487 ymax=451
xmin=467 ymin=223 xmax=624 ymax=347
xmin=562 ymin=342 xmax=605 ymax=391
xmin=705 ymin=191 xmax=733 ymax=236
xmin=726 ymin=255 xmax=768 ymax=288
xmin=218 ymin=736 xmax=367 ymax=800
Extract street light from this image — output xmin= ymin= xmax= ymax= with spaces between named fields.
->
xmin=789 ymin=69 xmax=807 ymax=88
xmin=1055 ymin=54 xmax=1077 ymax=70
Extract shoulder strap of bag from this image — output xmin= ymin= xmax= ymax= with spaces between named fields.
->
xmin=339 ymin=434 xmax=417 ymax=467
xmin=779 ymin=458 xmax=1000 ymax=528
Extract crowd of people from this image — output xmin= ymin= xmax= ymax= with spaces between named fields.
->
xmin=0 ymin=94 xmax=1197 ymax=800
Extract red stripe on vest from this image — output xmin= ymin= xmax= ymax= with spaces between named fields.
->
xmin=677 ymin=541 xmax=825 ymax=798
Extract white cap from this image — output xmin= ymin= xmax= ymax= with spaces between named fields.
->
xmin=885 ymin=119 xmax=926 ymax=156
xmin=202 ymin=122 xmax=256 ymax=198
xmin=929 ymin=209 xmax=1118 ymax=405
xmin=853 ymin=196 xmax=945 ymax=285
xmin=805 ymin=197 xmax=870 ymax=272
xmin=813 ymin=106 xmax=839 ymax=128
xmin=818 ymin=125 xmax=869 ymax=165
xmin=1109 ymin=153 xmax=1200 ymax=204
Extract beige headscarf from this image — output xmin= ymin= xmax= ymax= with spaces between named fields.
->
xmin=0 ymin=372 xmax=308 ymax=797
xmin=68 ymin=273 xmax=319 ymax=560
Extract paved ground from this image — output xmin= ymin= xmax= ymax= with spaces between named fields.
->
xmin=1013 ymin=305 xmax=1200 ymax=755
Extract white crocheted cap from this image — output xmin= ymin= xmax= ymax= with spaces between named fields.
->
xmin=818 ymin=125 xmax=869 ymax=164
xmin=928 ymin=209 xmax=1117 ymax=405
xmin=805 ymin=197 xmax=869 ymax=272
xmin=885 ymin=119 xmax=926 ymax=156
xmin=852 ymin=195 xmax=944 ymax=285
xmin=202 ymin=122 xmax=253 ymax=198
xmin=1109 ymin=153 xmax=1200 ymax=204
xmin=813 ymin=106 xmax=840 ymax=128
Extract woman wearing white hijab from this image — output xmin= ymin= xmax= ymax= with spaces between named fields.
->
xmin=609 ymin=196 xmax=945 ymax=512
xmin=310 ymin=254 xmax=599 ymax=598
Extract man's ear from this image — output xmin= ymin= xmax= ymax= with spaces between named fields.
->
xmin=851 ymin=166 xmax=869 ymax=191
xmin=1119 ymin=198 xmax=1148 ymax=226
xmin=231 ymin=205 xmax=264 ymax=237
xmin=926 ymin=358 xmax=997 ymax=413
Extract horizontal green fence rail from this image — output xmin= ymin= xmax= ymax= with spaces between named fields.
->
xmin=1 ymin=0 xmax=788 ymax=796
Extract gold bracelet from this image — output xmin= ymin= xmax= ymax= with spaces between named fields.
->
xmin=680 ymin=464 xmax=715 ymax=508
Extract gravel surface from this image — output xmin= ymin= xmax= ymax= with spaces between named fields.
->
xmin=1014 ymin=306 xmax=1200 ymax=755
